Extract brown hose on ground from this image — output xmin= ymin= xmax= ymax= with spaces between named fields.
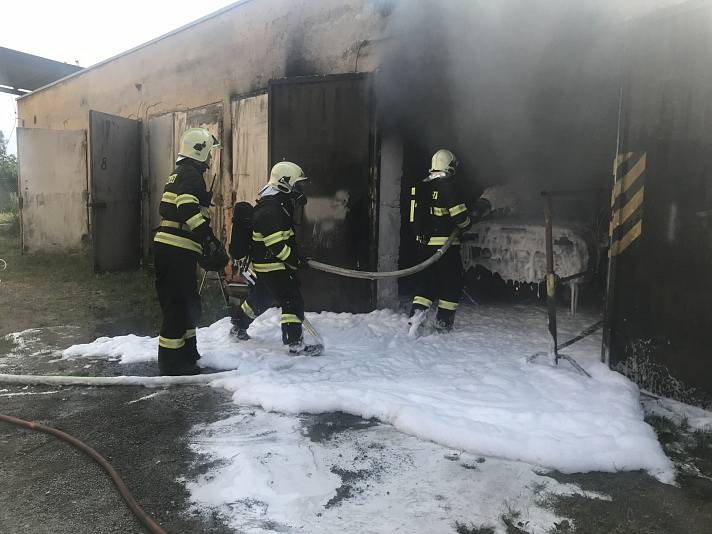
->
xmin=0 ymin=414 xmax=167 ymax=534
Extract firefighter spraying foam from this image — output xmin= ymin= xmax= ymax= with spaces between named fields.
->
xmin=409 ymin=149 xmax=491 ymax=334
xmin=153 ymin=128 xmax=228 ymax=376
xmin=229 ymin=162 xmax=322 ymax=357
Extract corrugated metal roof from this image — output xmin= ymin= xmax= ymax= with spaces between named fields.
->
xmin=0 ymin=47 xmax=83 ymax=95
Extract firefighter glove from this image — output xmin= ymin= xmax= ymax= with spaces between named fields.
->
xmin=199 ymin=234 xmax=229 ymax=272
xmin=458 ymin=218 xmax=473 ymax=232
xmin=298 ymin=256 xmax=312 ymax=270
xmin=472 ymin=198 xmax=492 ymax=222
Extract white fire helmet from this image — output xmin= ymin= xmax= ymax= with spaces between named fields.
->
xmin=177 ymin=128 xmax=220 ymax=163
xmin=429 ymin=149 xmax=459 ymax=175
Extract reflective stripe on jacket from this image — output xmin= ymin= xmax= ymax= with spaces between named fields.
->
xmin=250 ymin=196 xmax=299 ymax=272
xmin=153 ymin=160 xmax=212 ymax=254
xmin=420 ymin=175 xmax=470 ymax=245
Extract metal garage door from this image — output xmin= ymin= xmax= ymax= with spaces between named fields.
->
xmin=17 ymin=127 xmax=88 ymax=253
xmin=89 ymin=111 xmax=141 ymax=272
xmin=269 ymin=74 xmax=378 ymax=313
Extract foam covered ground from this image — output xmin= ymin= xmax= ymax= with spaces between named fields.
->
xmin=63 ymin=304 xmax=674 ymax=483
xmin=183 ymin=410 xmax=611 ymax=534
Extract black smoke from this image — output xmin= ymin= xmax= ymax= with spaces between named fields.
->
xmin=377 ymin=0 xmax=658 ymax=218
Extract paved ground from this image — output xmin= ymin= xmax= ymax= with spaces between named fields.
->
xmin=0 ymin=380 xmax=236 ymax=534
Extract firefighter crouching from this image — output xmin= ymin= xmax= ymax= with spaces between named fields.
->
xmin=229 ymin=162 xmax=320 ymax=356
xmin=410 ymin=149 xmax=491 ymax=332
xmin=153 ymin=128 xmax=228 ymax=376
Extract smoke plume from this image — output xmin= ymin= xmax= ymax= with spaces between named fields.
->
xmin=377 ymin=0 xmax=677 ymax=218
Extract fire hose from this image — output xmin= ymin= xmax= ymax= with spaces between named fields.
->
xmin=306 ymin=228 xmax=460 ymax=279
xmin=0 ymin=413 xmax=167 ymax=534
xmin=0 ymin=371 xmax=238 ymax=387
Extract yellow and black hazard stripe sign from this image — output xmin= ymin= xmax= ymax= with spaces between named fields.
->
xmin=609 ymin=152 xmax=646 ymax=257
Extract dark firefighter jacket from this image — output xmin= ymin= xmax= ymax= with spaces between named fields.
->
xmin=153 ymin=160 xmax=213 ymax=254
xmin=412 ymin=175 xmax=471 ymax=246
xmin=250 ymin=195 xmax=300 ymax=273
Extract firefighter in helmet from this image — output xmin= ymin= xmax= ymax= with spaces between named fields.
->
xmin=153 ymin=128 xmax=228 ymax=375
xmin=410 ymin=149 xmax=490 ymax=332
xmin=229 ymin=161 xmax=320 ymax=356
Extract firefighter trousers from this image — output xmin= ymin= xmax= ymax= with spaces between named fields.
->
xmin=154 ymin=243 xmax=201 ymax=365
xmin=231 ymin=269 xmax=304 ymax=345
xmin=410 ymin=243 xmax=463 ymax=326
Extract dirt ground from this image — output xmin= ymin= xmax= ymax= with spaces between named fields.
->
xmin=1 ymin=229 xmax=711 ymax=534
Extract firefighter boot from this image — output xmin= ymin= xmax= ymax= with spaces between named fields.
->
xmin=158 ymin=346 xmax=201 ymax=376
xmin=229 ymin=308 xmax=251 ymax=341
xmin=184 ymin=335 xmax=202 ymax=364
xmin=435 ymin=318 xmax=454 ymax=333
xmin=230 ymin=322 xmax=250 ymax=341
xmin=408 ymin=297 xmax=432 ymax=337
xmin=288 ymin=338 xmax=323 ymax=357
xmin=434 ymin=310 xmax=455 ymax=333
xmin=283 ymin=322 xmax=322 ymax=357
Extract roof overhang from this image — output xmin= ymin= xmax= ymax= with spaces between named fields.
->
xmin=0 ymin=47 xmax=83 ymax=96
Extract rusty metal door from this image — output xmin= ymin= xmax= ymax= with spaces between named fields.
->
xmin=89 ymin=111 xmax=141 ymax=272
xmin=269 ymin=74 xmax=377 ymax=312
xmin=225 ymin=92 xmax=269 ymax=281
xmin=17 ymin=128 xmax=88 ymax=253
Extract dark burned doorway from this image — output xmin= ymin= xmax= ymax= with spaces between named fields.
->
xmin=89 ymin=110 xmax=141 ymax=272
xmin=269 ymin=74 xmax=378 ymax=313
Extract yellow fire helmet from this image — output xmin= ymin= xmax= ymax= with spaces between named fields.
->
xmin=178 ymin=128 xmax=220 ymax=163
xmin=268 ymin=161 xmax=309 ymax=193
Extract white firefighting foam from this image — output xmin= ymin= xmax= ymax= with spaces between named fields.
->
xmin=183 ymin=410 xmax=611 ymax=534
xmin=461 ymin=219 xmax=589 ymax=283
xmin=62 ymin=304 xmax=674 ymax=484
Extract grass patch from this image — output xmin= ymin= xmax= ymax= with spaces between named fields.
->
xmin=645 ymin=414 xmax=685 ymax=445
xmin=0 ymin=231 xmax=236 ymax=362
xmin=645 ymin=413 xmax=712 ymax=480
xmin=0 ymin=211 xmax=15 ymax=223
xmin=0 ymin=207 xmax=20 ymax=236
xmin=0 ymin=232 xmax=232 ymax=340
xmin=692 ymin=429 xmax=712 ymax=451
xmin=0 ymin=233 xmax=162 ymax=336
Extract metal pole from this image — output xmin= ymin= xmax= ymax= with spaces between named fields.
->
xmin=601 ymin=84 xmax=625 ymax=365
xmin=543 ymin=193 xmax=558 ymax=363
xmin=198 ymin=270 xmax=207 ymax=295
xmin=216 ymin=271 xmax=230 ymax=308
xmin=302 ymin=316 xmax=324 ymax=347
